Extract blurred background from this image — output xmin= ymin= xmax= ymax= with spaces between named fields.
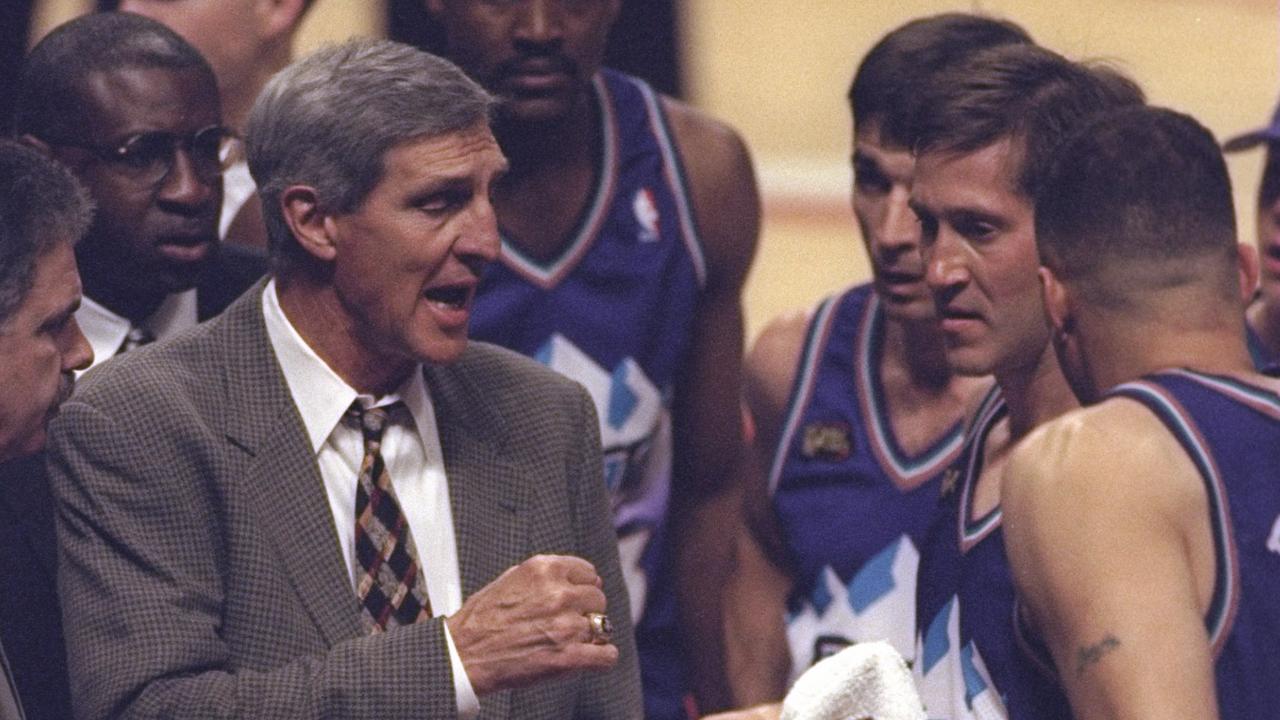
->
xmin=11 ymin=0 xmax=1279 ymax=341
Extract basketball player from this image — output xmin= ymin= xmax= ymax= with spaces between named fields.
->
xmin=1003 ymin=105 xmax=1280 ymax=720
xmin=721 ymin=14 xmax=1027 ymax=709
xmin=904 ymin=44 xmax=1143 ymax=719
xmin=423 ymin=2 xmax=760 ymax=714
xmin=1222 ymin=97 xmax=1280 ymax=368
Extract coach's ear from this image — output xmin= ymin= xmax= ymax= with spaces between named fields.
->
xmin=279 ymin=185 xmax=338 ymax=263
xmin=1237 ymin=242 xmax=1260 ymax=305
xmin=1039 ymin=265 xmax=1073 ymax=338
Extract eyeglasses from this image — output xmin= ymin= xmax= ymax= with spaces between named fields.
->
xmin=49 ymin=125 xmax=238 ymax=188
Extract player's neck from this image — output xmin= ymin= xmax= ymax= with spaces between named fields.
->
xmin=882 ymin=316 xmax=953 ymax=392
xmin=994 ymin=342 xmax=1078 ymax=442
xmin=492 ymin=97 xmax=601 ymax=261
xmin=495 ymin=95 xmax=598 ymax=177
xmin=1089 ymin=317 xmax=1256 ymax=392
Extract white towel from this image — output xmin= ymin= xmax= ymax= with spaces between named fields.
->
xmin=779 ymin=641 xmax=926 ymax=720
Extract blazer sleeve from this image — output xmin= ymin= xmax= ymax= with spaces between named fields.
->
xmin=564 ymin=386 xmax=644 ymax=720
xmin=46 ymin=396 xmax=463 ymax=720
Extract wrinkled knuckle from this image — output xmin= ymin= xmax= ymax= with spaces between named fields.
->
xmin=551 ymin=584 xmax=581 ymax=611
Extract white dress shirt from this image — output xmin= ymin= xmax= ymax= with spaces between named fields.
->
xmin=76 ymin=290 xmax=198 ymax=371
xmin=261 ymin=281 xmax=479 ymax=717
xmin=218 ymin=158 xmax=256 ymax=239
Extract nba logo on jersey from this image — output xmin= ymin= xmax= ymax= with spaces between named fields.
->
xmin=632 ymin=188 xmax=660 ymax=243
xmin=1268 ymin=514 xmax=1280 ymax=556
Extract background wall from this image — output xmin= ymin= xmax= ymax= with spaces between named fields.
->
xmin=28 ymin=0 xmax=1280 ymax=343
xmin=683 ymin=0 xmax=1280 ymax=340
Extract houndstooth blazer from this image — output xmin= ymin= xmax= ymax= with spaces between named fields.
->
xmin=45 ymin=285 xmax=642 ymax=720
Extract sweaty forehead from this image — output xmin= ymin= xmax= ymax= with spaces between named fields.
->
xmin=75 ymin=66 xmax=220 ymax=140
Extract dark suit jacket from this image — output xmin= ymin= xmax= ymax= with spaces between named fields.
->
xmin=0 ymin=456 xmax=67 ymax=720
xmin=45 ymin=287 xmax=642 ymax=719
xmin=195 ymin=242 xmax=268 ymax=321
xmin=0 ymin=243 xmax=267 ymax=719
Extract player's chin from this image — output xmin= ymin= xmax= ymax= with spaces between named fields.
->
xmin=879 ymin=294 xmax=939 ymax=325
xmin=941 ymin=342 xmax=997 ymax=378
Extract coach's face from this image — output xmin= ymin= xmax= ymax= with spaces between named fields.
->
xmin=426 ymin=0 xmax=620 ymax=125
xmin=57 ymin=66 xmax=223 ymax=298
xmin=913 ymin=139 xmax=1048 ymax=378
xmin=327 ymin=123 xmax=506 ymax=368
xmin=0 ymin=242 xmax=93 ymax=462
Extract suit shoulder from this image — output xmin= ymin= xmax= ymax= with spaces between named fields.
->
xmin=71 ymin=309 xmax=230 ymax=416
xmin=455 ymin=341 xmax=587 ymax=401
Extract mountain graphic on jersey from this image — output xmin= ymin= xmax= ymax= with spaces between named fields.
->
xmin=786 ymin=535 xmax=920 ymax=683
xmin=533 ymin=333 xmax=673 ymax=623
xmin=916 ymin=597 xmax=1008 ymax=720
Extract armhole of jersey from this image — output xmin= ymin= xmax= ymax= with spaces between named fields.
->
xmin=1105 ymin=381 xmax=1241 ymax=657
xmin=1012 ymin=598 xmax=1061 ymax=682
xmin=766 ymin=294 xmax=841 ymax=496
xmin=635 ymin=79 xmax=709 ymax=289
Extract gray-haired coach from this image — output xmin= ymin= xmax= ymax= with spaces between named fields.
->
xmin=47 ymin=38 xmax=641 ymax=720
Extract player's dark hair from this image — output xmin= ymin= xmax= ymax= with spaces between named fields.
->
xmin=851 ymin=13 xmax=1032 ymax=147
xmin=0 ymin=140 xmax=94 ymax=325
xmin=14 ymin=12 xmax=216 ymax=142
xmin=898 ymin=43 xmax=1145 ymax=199
xmin=1036 ymin=105 xmax=1237 ymax=297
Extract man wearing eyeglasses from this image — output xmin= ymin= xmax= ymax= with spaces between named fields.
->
xmin=15 ymin=12 xmax=265 ymax=370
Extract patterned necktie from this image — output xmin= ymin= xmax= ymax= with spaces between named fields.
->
xmin=117 ymin=324 xmax=155 ymax=354
xmin=347 ymin=402 xmax=433 ymax=633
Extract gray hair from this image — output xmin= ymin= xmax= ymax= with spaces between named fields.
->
xmin=245 ymin=37 xmax=495 ymax=268
xmin=0 ymin=140 xmax=94 ymax=326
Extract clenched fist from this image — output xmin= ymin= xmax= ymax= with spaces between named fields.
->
xmin=446 ymin=554 xmax=619 ymax=695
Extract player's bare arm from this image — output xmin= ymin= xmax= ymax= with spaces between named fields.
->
xmin=661 ymin=96 xmax=761 ymax=713
xmin=1002 ymin=399 xmax=1221 ymax=720
xmin=723 ymin=311 xmax=810 ymax=706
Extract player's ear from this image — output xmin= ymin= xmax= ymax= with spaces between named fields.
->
xmin=1237 ymin=242 xmax=1260 ymax=306
xmin=279 ymin=185 xmax=338 ymax=263
xmin=1039 ymin=265 xmax=1073 ymax=335
xmin=257 ymin=0 xmax=309 ymax=39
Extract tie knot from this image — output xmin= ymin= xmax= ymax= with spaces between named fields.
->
xmin=346 ymin=401 xmax=404 ymax=441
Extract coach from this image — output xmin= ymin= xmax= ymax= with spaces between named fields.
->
xmin=46 ymin=38 xmax=640 ymax=720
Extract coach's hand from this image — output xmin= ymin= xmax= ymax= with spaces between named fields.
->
xmin=446 ymin=554 xmax=618 ymax=694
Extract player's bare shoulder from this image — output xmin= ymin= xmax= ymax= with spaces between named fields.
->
xmin=744 ymin=309 xmax=813 ymax=441
xmin=658 ymin=95 xmax=759 ymax=279
xmin=1004 ymin=397 xmax=1203 ymax=521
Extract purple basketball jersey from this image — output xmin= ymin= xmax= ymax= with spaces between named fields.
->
xmin=770 ymin=284 xmax=964 ymax=680
xmin=470 ymin=69 xmax=705 ymax=720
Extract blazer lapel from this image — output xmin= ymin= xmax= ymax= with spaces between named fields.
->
xmin=426 ymin=359 xmax=530 ymax=720
xmin=217 ymin=289 xmax=362 ymax=645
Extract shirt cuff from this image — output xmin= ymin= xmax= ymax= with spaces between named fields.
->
xmin=443 ymin=622 xmax=480 ymax=719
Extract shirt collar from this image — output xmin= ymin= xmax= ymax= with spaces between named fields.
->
xmin=260 ymin=280 xmax=435 ymax=453
xmin=76 ymin=289 xmax=198 ymax=369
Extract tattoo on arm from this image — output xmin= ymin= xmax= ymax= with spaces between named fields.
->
xmin=1075 ymin=634 xmax=1121 ymax=678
